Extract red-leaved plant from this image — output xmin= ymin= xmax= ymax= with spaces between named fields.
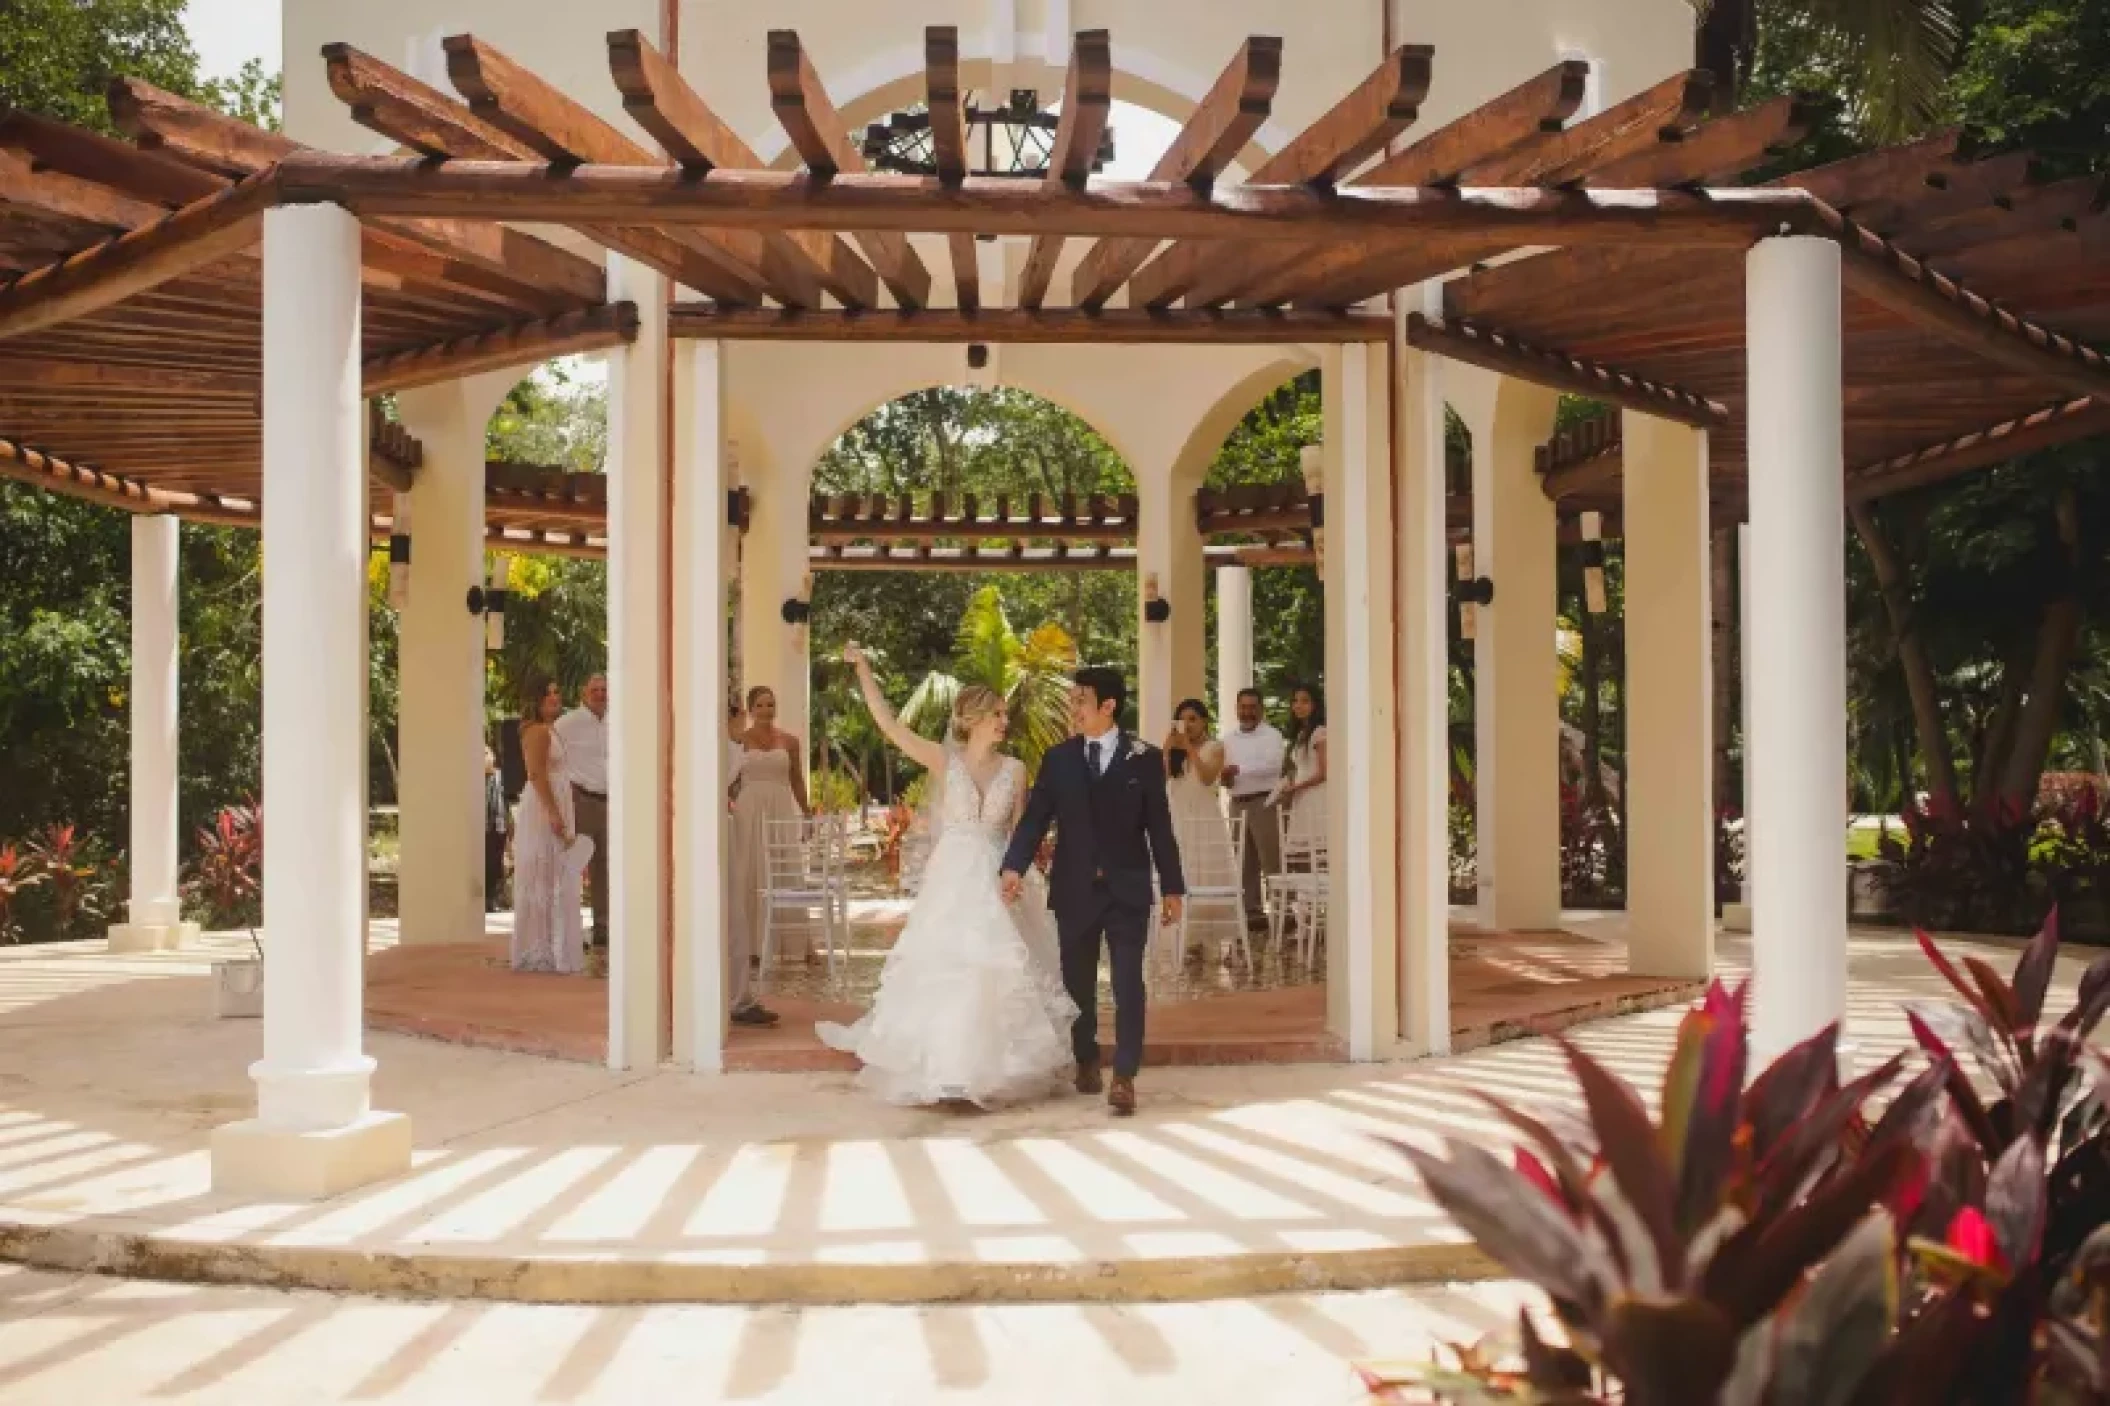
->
xmin=184 ymin=801 xmax=262 ymax=930
xmin=0 ymin=844 xmax=45 ymax=943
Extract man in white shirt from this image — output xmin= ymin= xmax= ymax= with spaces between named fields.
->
xmin=553 ymin=673 xmax=610 ymax=966
xmin=1218 ymin=688 xmax=1285 ymax=929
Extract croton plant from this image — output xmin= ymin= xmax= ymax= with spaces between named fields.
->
xmin=1362 ymin=912 xmax=2110 ymax=1406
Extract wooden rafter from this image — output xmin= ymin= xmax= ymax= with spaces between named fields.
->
xmin=1069 ymin=36 xmax=1283 ymax=310
xmin=1016 ymin=31 xmax=1113 ymax=310
xmin=1 ymin=433 xmax=250 ymax=523
xmin=1407 ymin=314 xmax=1727 ymax=427
xmin=273 ymin=152 xmax=1820 ymax=246
xmin=1129 ymin=43 xmax=1436 ymax=310
xmin=0 ymin=171 xmax=273 ymax=339
xmin=1581 ymin=92 xmax=1819 ymax=187
xmin=810 ymin=490 xmax=1136 ymax=544
xmin=767 ymin=30 xmax=932 ymax=309
xmin=1536 ymin=412 xmax=1623 ymax=500
xmin=808 ymin=541 xmax=1315 ymax=573
xmin=362 ymin=303 xmax=639 ymax=395
xmin=665 ymin=306 xmax=1389 ymax=343
xmin=1847 ymin=397 xmax=2110 ymax=502
xmin=921 ymin=27 xmax=979 ymax=312
xmin=1812 ymin=204 xmax=2110 ymax=402
xmin=1459 ymin=70 xmax=1714 ymax=186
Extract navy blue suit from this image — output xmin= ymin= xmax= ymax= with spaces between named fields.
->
xmin=1002 ymin=731 xmax=1185 ymax=1077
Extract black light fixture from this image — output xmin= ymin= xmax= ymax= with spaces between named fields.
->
xmin=781 ymin=573 xmax=814 ymax=626
xmin=1142 ymin=573 xmax=1171 ymax=624
xmin=1453 ymin=543 xmax=1492 ymax=640
xmin=466 ymin=555 xmax=510 ymax=651
xmin=967 ymin=343 xmax=989 ymax=370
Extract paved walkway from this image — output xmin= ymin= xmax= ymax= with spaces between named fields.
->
xmin=0 ymin=920 xmax=2080 ymax=1310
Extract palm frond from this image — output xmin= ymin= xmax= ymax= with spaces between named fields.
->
xmin=899 ymin=671 xmax=961 ymax=739
xmin=1805 ymin=0 xmax=1961 ymax=140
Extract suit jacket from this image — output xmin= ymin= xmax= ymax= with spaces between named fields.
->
xmin=1003 ymin=732 xmax=1186 ymax=928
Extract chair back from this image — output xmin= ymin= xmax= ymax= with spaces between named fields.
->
xmin=763 ymin=816 xmax=823 ymax=890
xmin=1176 ymin=813 xmax=1244 ymax=889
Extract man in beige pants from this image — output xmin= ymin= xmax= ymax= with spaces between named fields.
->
xmin=1218 ymin=688 xmax=1285 ymax=935
xmin=553 ymin=674 xmax=610 ymax=975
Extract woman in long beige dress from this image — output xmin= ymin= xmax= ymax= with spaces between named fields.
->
xmin=1280 ymin=684 xmax=1329 ymax=846
xmin=1164 ymin=699 xmax=1235 ymax=961
xmin=728 ymin=686 xmax=813 ymax=977
xmin=512 ymin=677 xmax=586 ymax=974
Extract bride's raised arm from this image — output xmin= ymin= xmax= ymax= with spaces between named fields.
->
xmin=843 ymin=643 xmax=947 ymax=774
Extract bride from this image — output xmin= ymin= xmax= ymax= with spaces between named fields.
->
xmin=817 ymin=643 xmax=1077 ymax=1107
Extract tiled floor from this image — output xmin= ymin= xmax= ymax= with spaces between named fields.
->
xmin=362 ymin=905 xmax=1700 ymax=1068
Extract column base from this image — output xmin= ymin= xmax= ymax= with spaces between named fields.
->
xmin=210 ymin=1111 xmax=412 ymax=1200
xmin=107 ymin=921 xmax=200 ymax=953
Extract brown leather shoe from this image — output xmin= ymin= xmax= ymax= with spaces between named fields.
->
xmin=1074 ymin=1062 xmax=1103 ymax=1095
xmin=1108 ymin=1076 xmax=1136 ymax=1117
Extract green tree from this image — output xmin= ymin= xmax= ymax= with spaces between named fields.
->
xmin=892 ymin=586 xmax=1078 ymax=777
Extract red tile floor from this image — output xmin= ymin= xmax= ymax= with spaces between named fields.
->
xmin=364 ymin=909 xmax=1700 ymax=1068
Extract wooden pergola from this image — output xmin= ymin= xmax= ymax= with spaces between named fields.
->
xmin=0 ymin=25 xmax=2102 ymax=548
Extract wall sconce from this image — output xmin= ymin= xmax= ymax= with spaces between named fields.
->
xmin=387 ymin=491 xmax=411 ymax=609
xmin=781 ymin=573 xmax=814 ymax=628
xmin=1578 ymin=510 xmax=1608 ymax=614
xmin=465 ymin=554 xmax=509 ymax=651
xmin=966 ymin=343 xmax=989 ymax=370
xmin=1453 ymin=543 xmax=1494 ymax=639
xmin=1142 ymin=572 xmax=1171 ymax=623
xmin=1299 ymin=443 xmax=1325 ymax=571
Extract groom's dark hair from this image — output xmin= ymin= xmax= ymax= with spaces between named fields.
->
xmin=1073 ymin=666 xmax=1128 ymax=725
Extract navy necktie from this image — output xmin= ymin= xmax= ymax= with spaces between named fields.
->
xmin=1090 ymin=738 xmax=1105 ymax=777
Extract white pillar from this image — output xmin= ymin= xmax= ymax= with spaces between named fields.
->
xmin=1469 ymin=377 xmax=1562 ymax=932
xmin=675 ymin=340 xmax=732 ymax=1071
xmin=1215 ymin=564 xmax=1253 ymax=728
xmin=1321 ymin=344 xmax=1399 ymax=1059
xmin=108 ymin=514 xmax=196 ymax=952
xmin=606 ymin=254 xmax=670 ymax=1071
xmin=737 ymin=481 xmax=811 ymax=742
xmin=393 ymin=375 xmax=510 ymax=947
xmin=1622 ymin=413 xmax=1716 ymax=979
xmin=1745 ymin=235 xmax=1846 ymax=1063
xmin=1394 ymin=297 xmax=1451 ymax=1054
xmin=1137 ymin=473 xmax=1206 ymax=734
xmin=212 ymin=204 xmax=410 ymax=1199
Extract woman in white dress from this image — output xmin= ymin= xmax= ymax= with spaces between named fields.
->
xmin=512 ymin=677 xmax=587 ymax=974
xmin=1280 ymin=683 xmax=1329 ymax=846
xmin=818 ymin=644 xmax=1077 ymax=1108
xmin=728 ymin=685 xmax=812 ymax=970
xmin=1163 ymin=698 xmax=1235 ymax=962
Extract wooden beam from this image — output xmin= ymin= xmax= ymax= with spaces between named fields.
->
xmin=1848 ymin=397 xmax=2110 ymax=502
xmin=362 ymin=303 xmax=639 ymax=394
xmin=1260 ymin=233 xmax=1505 ymax=310
xmin=1017 ymin=30 xmax=1113 ymax=309
xmin=1070 ymin=36 xmax=1282 ymax=310
xmin=275 ymin=152 xmax=1820 ymax=244
xmin=666 ymin=306 xmax=1391 ymax=343
xmin=1130 ymin=43 xmax=1439 ymax=310
xmin=1538 ymin=415 xmax=1624 ymax=499
xmin=0 ymin=145 xmax=171 ymax=230
xmin=1407 ymin=313 xmax=1727 ymax=427
xmin=1460 ymin=70 xmax=1715 ymax=186
xmin=1359 ymin=60 xmax=1591 ymax=187
xmin=0 ymin=172 xmax=273 ymax=339
xmin=1582 ymin=92 xmax=1820 ymax=187
xmin=0 ymin=357 xmax=253 ymax=396
xmin=1813 ymin=205 xmax=2110 ymax=401
xmin=765 ymin=30 xmax=932 ymax=309
xmin=923 ymin=28 xmax=978 ymax=310
xmin=0 ymin=434 xmax=259 ymax=525
xmin=604 ymin=30 xmax=745 ymax=170
xmin=0 ymin=107 xmax=222 ymax=205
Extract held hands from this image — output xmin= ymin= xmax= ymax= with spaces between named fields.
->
xmin=999 ymin=870 xmax=1023 ymax=906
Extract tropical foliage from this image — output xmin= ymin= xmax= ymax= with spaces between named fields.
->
xmin=894 ymin=586 xmax=1078 ymax=777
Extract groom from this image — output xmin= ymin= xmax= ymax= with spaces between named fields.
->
xmin=1001 ymin=667 xmax=1184 ymax=1116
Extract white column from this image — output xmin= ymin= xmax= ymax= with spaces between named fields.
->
xmin=737 ymin=483 xmax=811 ymax=742
xmin=393 ymin=375 xmax=510 ymax=947
xmin=1745 ymin=235 xmax=1846 ymax=1063
xmin=1469 ymin=377 xmax=1562 ymax=932
xmin=1321 ymin=344 xmax=1399 ymax=1059
xmin=1215 ymin=565 xmax=1253 ymax=729
xmin=212 ymin=204 xmax=410 ymax=1199
xmin=108 ymin=514 xmax=196 ymax=952
xmin=607 ymin=254 xmax=670 ymax=1072
xmin=675 ymin=340 xmax=732 ymax=1071
xmin=1394 ymin=298 xmax=1451 ymax=1054
xmin=1622 ymin=413 xmax=1716 ymax=979
xmin=1136 ymin=473 xmax=1206 ymax=734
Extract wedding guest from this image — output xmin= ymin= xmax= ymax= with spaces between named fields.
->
xmin=1164 ymin=699 xmax=1235 ymax=961
xmin=1281 ymin=683 xmax=1329 ymax=846
xmin=512 ymin=677 xmax=585 ymax=974
xmin=728 ymin=686 xmax=812 ymax=980
xmin=553 ymin=673 xmax=610 ymax=973
xmin=1219 ymin=688 xmax=1284 ymax=927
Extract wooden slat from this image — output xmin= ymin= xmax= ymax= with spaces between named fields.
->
xmin=1 ymin=435 xmax=257 ymax=524
xmin=1406 ymin=313 xmax=1727 ymax=427
xmin=0 ymin=108 xmax=222 ymax=205
xmin=665 ymin=306 xmax=1391 ymax=343
xmin=1130 ymin=43 xmax=1439 ymax=310
xmin=278 ymin=152 xmax=1819 ymax=246
xmin=1361 ymin=59 xmax=1590 ymax=187
xmin=1848 ymin=397 xmax=2110 ymax=501
xmin=1016 ymin=30 xmax=1113 ymax=310
xmin=765 ymin=30 xmax=932 ymax=309
xmin=1582 ymin=92 xmax=1819 ymax=187
xmin=1069 ymin=36 xmax=1282 ymax=310
xmin=604 ymin=30 xmax=748 ymax=169
xmin=1815 ymin=206 xmax=2110 ymax=401
xmin=362 ymin=303 xmax=640 ymax=394
xmin=0 ymin=357 xmax=253 ymax=395
xmin=0 ymin=172 xmax=273 ymax=339
xmin=1459 ymin=70 xmax=1714 ymax=186
xmin=923 ymin=28 xmax=978 ymax=309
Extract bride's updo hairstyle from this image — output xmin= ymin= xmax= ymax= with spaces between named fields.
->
xmin=951 ymin=686 xmax=1006 ymax=743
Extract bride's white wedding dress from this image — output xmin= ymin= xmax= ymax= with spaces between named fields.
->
xmin=818 ymin=748 xmax=1077 ymax=1106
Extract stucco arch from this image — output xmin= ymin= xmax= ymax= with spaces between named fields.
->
xmin=1164 ymin=352 xmax=1317 ymax=496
